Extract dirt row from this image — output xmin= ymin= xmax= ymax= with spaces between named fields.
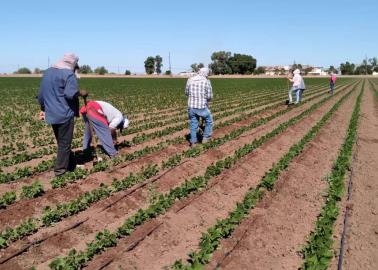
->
xmin=331 ymin=83 xmax=378 ymax=270
xmin=0 ymin=82 xmax=356 ymax=269
xmin=2 ymin=86 xmax=286 ymax=153
xmin=0 ymin=85 xmax=337 ymax=218
xmin=205 ymin=82 xmax=360 ymax=270
xmin=0 ymin=88 xmax=288 ymax=173
xmin=0 ymin=82 xmax=340 ymax=203
xmin=83 ymin=82 xmax=359 ymax=270
xmin=1 ymin=82 xmax=330 ymax=164
xmin=0 ymin=83 xmax=351 ymax=232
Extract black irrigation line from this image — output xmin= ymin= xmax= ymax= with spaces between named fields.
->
xmin=337 ymin=137 xmax=358 ymax=270
xmin=337 ymin=80 xmax=370 ymax=270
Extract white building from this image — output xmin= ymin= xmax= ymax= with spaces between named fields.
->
xmin=307 ymin=67 xmax=327 ymax=76
xmin=177 ymin=71 xmax=196 ymax=77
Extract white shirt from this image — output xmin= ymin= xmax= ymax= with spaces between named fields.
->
xmin=97 ymin=101 xmax=123 ymax=129
xmin=292 ymin=74 xmax=303 ymax=88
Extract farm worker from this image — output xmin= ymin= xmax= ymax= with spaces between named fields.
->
xmin=80 ymin=100 xmax=129 ymax=157
xmin=185 ymin=67 xmax=213 ymax=146
xmin=38 ymin=53 xmax=87 ymax=176
xmin=287 ymin=69 xmax=306 ymax=104
xmin=329 ymin=73 xmax=337 ymax=94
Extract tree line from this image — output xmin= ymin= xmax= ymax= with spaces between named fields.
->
xmin=12 ymin=55 xmax=378 ymax=76
xmin=339 ymin=57 xmax=378 ymax=75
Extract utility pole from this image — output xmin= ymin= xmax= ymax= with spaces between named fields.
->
xmin=48 ymin=57 xmax=50 ymax=68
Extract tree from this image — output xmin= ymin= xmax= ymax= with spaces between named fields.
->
xmin=327 ymin=65 xmax=338 ymax=74
xmin=155 ymin=55 xmax=163 ymax=74
xmin=369 ymin=57 xmax=377 ymax=67
xmin=144 ymin=56 xmax=155 ymax=74
xmin=228 ymin=54 xmax=256 ymax=74
xmin=94 ymin=66 xmax=108 ymax=75
xmin=15 ymin=67 xmax=31 ymax=74
xmin=253 ymin=66 xmax=266 ymax=75
xmin=125 ymin=70 xmax=131 ymax=75
xmin=33 ymin=68 xmax=42 ymax=74
xmin=291 ymin=63 xmax=303 ymax=71
xmin=190 ymin=63 xmax=204 ymax=72
xmin=340 ymin=62 xmax=355 ymax=75
xmin=209 ymin=51 xmax=232 ymax=75
xmin=79 ymin=65 xmax=93 ymax=74
xmin=303 ymin=67 xmax=313 ymax=75
xmin=165 ymin=70 xmax=172 ymax=75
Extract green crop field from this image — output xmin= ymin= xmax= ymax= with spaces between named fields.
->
xmin=0 ymin=77 xmax=377 ymax=270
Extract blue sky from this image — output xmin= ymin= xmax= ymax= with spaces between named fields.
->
xmin=0 ymin=0 xmax=376 ymax=73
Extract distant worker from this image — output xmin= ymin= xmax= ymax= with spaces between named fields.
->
xmin=38 ymin=53 xmax=87 ymax=176
xmin=185 ymin=67 xmax=213 ymax=146
xmin=330 ymin=73 xmax=337 ymax=94
xmin=80 ymin=100 xmax=129 ymax=157
xmin=287 ymin=69 xmax=306 ymax=105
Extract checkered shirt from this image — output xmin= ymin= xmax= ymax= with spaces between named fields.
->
xmin=185 ymin=78 xmax=213 ymax=109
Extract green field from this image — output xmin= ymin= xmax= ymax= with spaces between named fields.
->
xmin=1 ymin=77 xmax=375 ymax=270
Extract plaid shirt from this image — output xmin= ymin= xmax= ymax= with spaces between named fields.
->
xmin=185 ymin=77 xmax=213 ymax=109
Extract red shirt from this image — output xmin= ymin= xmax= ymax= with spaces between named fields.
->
xmin=80 ymin=100 xmax=109 ymax=126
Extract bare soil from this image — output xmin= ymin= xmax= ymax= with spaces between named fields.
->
xmin=207 ymin=88 xmax=357 ymax=270
xmin=339 ymin=86 xmax=378 ymax=270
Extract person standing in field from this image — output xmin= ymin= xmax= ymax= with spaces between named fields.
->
xmin=329 ymin=73 xmax=337 ymax=94
xmin=38 ymin=53 xmax=87 ymax=176
xmin=185 ymin=67 xmax=213 ymax=146
xmin=287 ymin=69 xmax=305 ymax=104
xmin=80 ymin=100 xmax=129 ymax=157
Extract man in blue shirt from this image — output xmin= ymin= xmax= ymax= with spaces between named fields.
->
xmin=38 ymin=53 xmax=86 ymax=176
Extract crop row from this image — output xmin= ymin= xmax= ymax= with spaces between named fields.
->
xmin=171 ymin=81 xmax=360 ymax=270
xmin=300 ymin=83 xmax=363 ymax=270
xmin=46 ymin=82 xmax=355 ymax=269
xmin=0 ymin=82 xmax=331 ymax=183
xmin=0 ymin=85 xmax=288 ymax=164
xmin=0 ymin=80 xmax=298 ymax=149
xmin=0 ymin=82 xmax=352 ymax=256
xmin=0 ymin=82 xmax=350 ymax=210
xmin=3 ymin=84 xmax=340 ymax=251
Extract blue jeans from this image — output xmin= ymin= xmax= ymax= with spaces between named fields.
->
xmin=188 ymin=108 xmax=213 ymax=144
xmin=83 ymin=116 xmax=118 ymax=157
xmin=330 ymin=82 xmax=335 ymax=94
xmin=296 ymin=89 xmax=304 ymax=103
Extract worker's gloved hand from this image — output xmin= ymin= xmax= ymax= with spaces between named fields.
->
xmin=79 ymin=90 xmax=88 ymax=98
xmin=38 ymin=111 xmax=45 ymax=120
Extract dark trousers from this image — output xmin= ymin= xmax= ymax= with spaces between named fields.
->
xmin=52 ymin=118 xmax=75 ymax=176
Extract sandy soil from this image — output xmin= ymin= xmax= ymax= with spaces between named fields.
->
xmin=207 ymin=88 xmax=357 ymax=270
xmin=341 ymin=85 xmax=378 ymax=270
xmin=78 ymin=85 xmax=356 ymax=270
xmin=0 ymin=81 xmax=351 ymax=269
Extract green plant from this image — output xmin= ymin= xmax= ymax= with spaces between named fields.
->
xmin=21 ymin=181 xmax=44 ymax=199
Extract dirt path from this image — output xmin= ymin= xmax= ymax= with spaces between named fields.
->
xmin=340 ymin=86 xmax=378 ymax=270
xmin=205 ymin=86 xmax=358 ymax=270
xmin=0 ymin=84 xmax=352 ymax=269
xmin=0 ymin=84 xmax=341 ymax=231
xmin=78 ymin=87 xmax=357 ymax=270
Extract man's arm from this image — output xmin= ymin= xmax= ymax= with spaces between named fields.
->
xmin=37 ymin=83 xmax=45 ymax=120
xmin=64 ymin=74 xmax=79 ymax=100
xmin=206 ymin=80 xmax=213 ymax=101
xmin=110 ymin=128 xmax=117 ymax=145
xmin=185 ymin=80 xmax=190 ymax=96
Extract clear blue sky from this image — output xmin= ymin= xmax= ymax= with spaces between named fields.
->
xmin=0 ymin=0 xmax=376 ymax=73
